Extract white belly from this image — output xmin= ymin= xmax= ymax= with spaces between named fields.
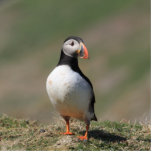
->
xmin=46 ymin=65 xmax=92 ymax=120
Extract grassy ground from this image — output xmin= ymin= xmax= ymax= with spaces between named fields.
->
xmin=0 ymin=114 xmax=150 ymax=151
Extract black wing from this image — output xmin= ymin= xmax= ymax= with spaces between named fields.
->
xmin=77 ymin=69 xmax=97 ymax=121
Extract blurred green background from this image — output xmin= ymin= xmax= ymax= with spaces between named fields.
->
xmin=0 ymin=0 xmax=150 ymax=122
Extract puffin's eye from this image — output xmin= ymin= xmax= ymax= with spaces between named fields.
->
xmin=70 ymin=41 xmax=74 ymax=46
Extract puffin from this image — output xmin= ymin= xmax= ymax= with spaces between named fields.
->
xmin=46 ymin=36 xmax=97 ymax=140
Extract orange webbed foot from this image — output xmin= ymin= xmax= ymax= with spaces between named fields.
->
xmin=77 ymin=123 xmax=89 ymax=141
xmin=77 ymin=135 xmax=88 ymax=141
xmin=60 ymin=131 xmax=74 ymax=135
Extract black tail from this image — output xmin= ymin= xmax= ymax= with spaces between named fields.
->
xmin=92 ymin=114 xmax=97 ymax=121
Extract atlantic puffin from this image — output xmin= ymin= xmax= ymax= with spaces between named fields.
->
xmin=46 ymin=36 xmax=97 ymax=140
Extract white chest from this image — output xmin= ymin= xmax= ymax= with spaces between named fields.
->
xmin=46 ymin=65 xmax=92 ymax=118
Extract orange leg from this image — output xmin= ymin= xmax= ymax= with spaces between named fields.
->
xmin=60 ymin=119 xmax=74 ymax=135
xmin=78 ymin=124 xmax=89 ymax=140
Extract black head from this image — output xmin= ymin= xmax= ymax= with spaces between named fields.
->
xmin=64 ymin=36 xmax=84 ymax=43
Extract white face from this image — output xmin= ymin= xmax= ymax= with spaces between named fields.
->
xmin=62 ymin=39 xmax=81 ymax=57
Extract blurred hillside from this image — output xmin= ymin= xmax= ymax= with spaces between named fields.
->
xmin=0 ymin=0 xmax=150 ymax=122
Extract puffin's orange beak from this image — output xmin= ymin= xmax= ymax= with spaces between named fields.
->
xmin=77 ymin=43 xmax=88 ymax=59
xmin=76 ymin=42 xmax=89 ymax=59
xmin=81 ymin=43 xmax=88 ymax=59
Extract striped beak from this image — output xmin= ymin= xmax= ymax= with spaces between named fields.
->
xmin=77 ymin=42 xmax=89 ymax=59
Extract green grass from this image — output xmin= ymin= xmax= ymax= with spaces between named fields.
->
xmin=0 ymin=114 xmax=150 ymax=150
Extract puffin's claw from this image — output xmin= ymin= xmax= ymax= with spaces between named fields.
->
xmin=78 ymin=135 xmax=88 ymax=141
xmin=60 ymin=131 xmax=74 ymax=135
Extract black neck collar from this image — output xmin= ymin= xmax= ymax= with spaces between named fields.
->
xmin=57 ymin=50 xmax=79 ymax=71
xmin=57 ymin=49 xmax=93 ymax=88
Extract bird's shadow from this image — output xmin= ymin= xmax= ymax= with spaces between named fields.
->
xmin=80 ymin=129 xmax=127 ymax=142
